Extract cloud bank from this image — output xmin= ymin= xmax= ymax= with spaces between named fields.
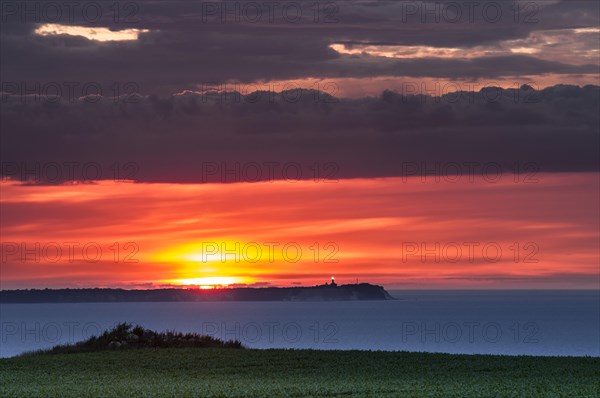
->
xmin=1 ymin=85 xmax=598 ymax=183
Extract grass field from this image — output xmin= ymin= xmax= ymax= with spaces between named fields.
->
xmin=1 ymin=348 xmax=599 ymax=397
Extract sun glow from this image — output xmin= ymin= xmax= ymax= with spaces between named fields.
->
xmin=169 ymin=276 xmax=247 ymax=289
xmin=152 ymin=239 xmax=299 ymax=265
xmin=153 ymin=241 xmax=258 ymax=288
xmin=153 ymin=241 xmax=253 ymax=264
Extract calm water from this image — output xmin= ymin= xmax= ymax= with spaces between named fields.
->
xmin=1 ymin=290 xmax=598 ymax=358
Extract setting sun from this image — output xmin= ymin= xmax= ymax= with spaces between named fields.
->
xmin=167 ymin=276 xmax=248 ymax=289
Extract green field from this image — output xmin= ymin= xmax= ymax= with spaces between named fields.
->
xmin=1 ymin=348 xmax=599 ymax=397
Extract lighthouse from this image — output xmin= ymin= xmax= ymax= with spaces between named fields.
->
xmin=330 ymin=276 xmax=336 ymax=286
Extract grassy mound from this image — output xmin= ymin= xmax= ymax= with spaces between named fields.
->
xmin=22 ymin=323 xmax=242 ymax=356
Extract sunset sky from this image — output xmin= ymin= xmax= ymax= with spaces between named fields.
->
xmin=1 ymin=1 xmax=599 ymax=289
xmin=1 ymin=173 xmax=599 ymax=289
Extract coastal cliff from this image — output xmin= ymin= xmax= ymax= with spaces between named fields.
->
xmin=0 ymin=283 xmax=395 ymax=303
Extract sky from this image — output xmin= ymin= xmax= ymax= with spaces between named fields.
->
xmin=0 ymin=0 xmax=599 ymax=289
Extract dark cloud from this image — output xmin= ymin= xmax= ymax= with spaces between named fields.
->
xmin=1 ymin=1 xmax=598 ymax=183
xmin=1 ymin=1 xmax=598 ymax=94
xmin=1 ymin=85 xmax=598 ymax=183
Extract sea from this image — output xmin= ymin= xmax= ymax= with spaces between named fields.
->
xmin=1 ymin=290 xmax=598 ymax=358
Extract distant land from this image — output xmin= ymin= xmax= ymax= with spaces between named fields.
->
xmin=0 ymin=283 xmax=395 ymax=303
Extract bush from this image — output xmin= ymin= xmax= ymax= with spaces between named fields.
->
xmin=22 ymin=323 xmax=243 ymax=356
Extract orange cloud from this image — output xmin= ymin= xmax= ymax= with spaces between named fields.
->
xmin=1 ymin=173 xmax=598 ymax=289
